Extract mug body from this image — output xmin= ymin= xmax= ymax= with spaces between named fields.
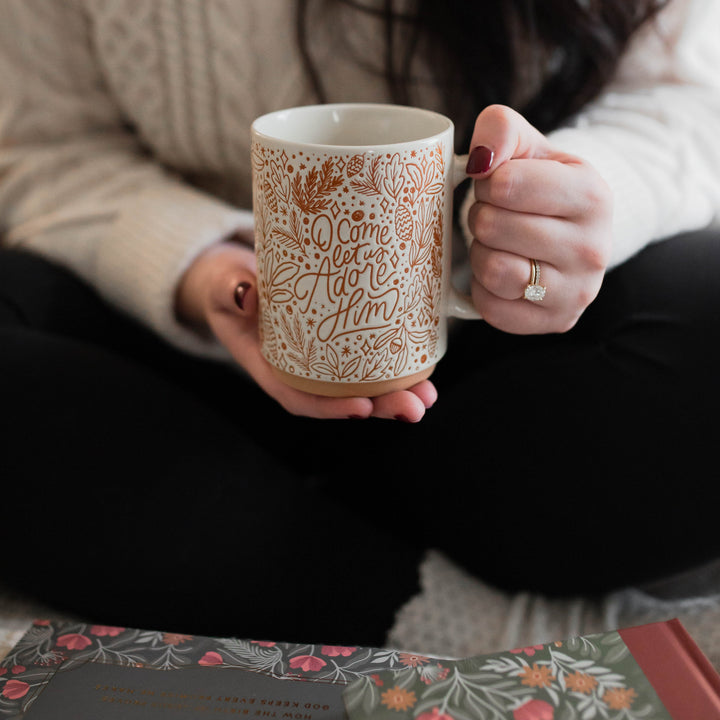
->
xmin=251 ymin=103 xmax=455 ymax=397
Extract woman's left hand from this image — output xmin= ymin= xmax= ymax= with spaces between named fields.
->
xmin=465 ymin=105 xmax=613 ymax=334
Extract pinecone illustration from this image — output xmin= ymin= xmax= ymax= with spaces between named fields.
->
xmin=263 ymin=179 xmax=278 ymax=213
xmin=346 ymin=154 xmax=365 ymax=177
xmin=395 ymin=204 xmax=414 ymax=242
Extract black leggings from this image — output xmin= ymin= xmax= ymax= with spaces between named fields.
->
xmin=2 ymin=231 xmax=719 ymax=644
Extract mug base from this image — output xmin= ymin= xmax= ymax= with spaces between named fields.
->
xmin=271 ymin=366 xmax=436 ymax=398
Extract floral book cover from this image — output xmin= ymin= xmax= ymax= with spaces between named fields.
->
xmin=0 ymin=619 xmax=718 ymax=720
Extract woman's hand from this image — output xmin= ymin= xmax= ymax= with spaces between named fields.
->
xmin=465 ymin=105 xmax=613 ymax=334
xmin=175 ymin=240 xmax=436 ymax=421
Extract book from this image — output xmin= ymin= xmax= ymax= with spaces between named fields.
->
xmin=0 ymin=619 xmax=718 ymax=719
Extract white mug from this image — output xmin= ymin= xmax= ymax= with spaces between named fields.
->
xmin=251 ymin=103 xmax=480 ymax=397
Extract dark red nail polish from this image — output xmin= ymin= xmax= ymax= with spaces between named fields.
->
xmin=348 ymin=414 xmax=365 ymax=420
xmin=466 ymin=145 xmax=494 ymax=175
xmin=394 ymin=414 xmax=412 ymax=423
xmin=234 ymin=281 xmax=251 ymax=310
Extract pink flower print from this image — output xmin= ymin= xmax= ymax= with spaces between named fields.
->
xmin=56 ymin=633 xmax=92 ymax=650
xmin=250 ymin=641 xmax=277 ymax=647
xmin=90 ymin=625 xmax=125 ymax=637
xmin=288 ymin=655 xmax=327 ymax=672
xmin=510 ymin=645 xmax=545 ymax=657
xmin=33 ymin=620 xmax=50 ymax=627
xmin=10 ymin=666 xmax=25 ymax=675
xmin=370 ymin=674 xmax=384 ymax=687
xmin=2 ymin=679 xmax=30 ymax=700
xmin=417 ymin=707 xmax=455 ymax=720
xmin=321 ymin=645 xmax=356 ymax=657
xmin=513 ymin=699 xmax=555 ymax=720
xmin=0 ymin=668 xmax=6 ymax=676
xmin=199 ymin=651 xmax=223 ymax=666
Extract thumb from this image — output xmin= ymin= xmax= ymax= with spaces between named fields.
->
xmin=215 ymin=267 xmax=258 ymax=321
xmin=230 ymin=276 xmax=258 ymax=318
xmin=465 ymin=104 xmax=552 ymax=176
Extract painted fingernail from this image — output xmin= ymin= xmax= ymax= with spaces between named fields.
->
xmin=234 ymin=281 xmax=251 ymax=310
xmin=466 ymin=145 xmax=494 ymax=175
xmin=348 ymin=414 xmax=365 ymax=420
xmin=394 ymin=414 xmax=413 ymax=423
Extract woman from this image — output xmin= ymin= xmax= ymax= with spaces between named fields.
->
xmin=1 ymin=0 xmax=719 ymax=657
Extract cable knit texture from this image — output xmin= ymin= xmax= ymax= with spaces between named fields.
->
xmin=1 ymin=0 xmax=719 ymax=354
xmin=387 ymin=552 xmax=720 ymax=671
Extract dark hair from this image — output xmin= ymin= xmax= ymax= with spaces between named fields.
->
xmin=297 ymin=0 xmax=668 ymax=147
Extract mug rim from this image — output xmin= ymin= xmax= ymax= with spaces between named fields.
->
xmin=251 ymin=102 xmax=454 ymax=150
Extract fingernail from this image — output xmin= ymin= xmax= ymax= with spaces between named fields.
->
xmin=348 ymin=414 xmax=365 ymax=420
xmin=394 ymin=414 xmax=413 ymax=423
xmin=234 ymin=281 xmax=251 ymax=310
xmin=466 ymin=145 xmax=494 ymax=175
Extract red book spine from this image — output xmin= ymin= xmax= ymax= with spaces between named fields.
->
xmin=619 ymin=619 xmax=720 ymax=719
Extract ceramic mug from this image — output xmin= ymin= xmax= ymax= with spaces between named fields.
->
xmin=251 ymin=103 xmax=481 ymax=397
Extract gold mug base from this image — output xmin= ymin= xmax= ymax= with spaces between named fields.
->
xmin=271 ymin=365 xmax=436 ymax=398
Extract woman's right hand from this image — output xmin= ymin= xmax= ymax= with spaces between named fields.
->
xmin=175 ymin=240 xmax=437 ymax=421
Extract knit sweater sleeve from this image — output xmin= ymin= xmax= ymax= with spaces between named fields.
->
xmin=546 ymin=0 xmax=720 ymax=269
xmin=0 ymin=0 xmax=250 ymax=358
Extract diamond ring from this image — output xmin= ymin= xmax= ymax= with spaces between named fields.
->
xmin=524 ymin=259 xmax=546 ymax=302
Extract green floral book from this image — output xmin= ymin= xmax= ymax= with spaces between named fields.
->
xmin=0 ymin=619 xmax=718 ymax=719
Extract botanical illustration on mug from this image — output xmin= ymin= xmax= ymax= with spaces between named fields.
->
xmin=251 ymin=140 xmax=448 ymax=388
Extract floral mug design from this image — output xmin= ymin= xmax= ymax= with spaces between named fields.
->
xmin=251 ymin=104 xmax=480 ymax=397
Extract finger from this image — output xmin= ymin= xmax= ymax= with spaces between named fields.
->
xmin=210 ymin=267 xmax=259 ymax=317
xmin=408 ymin=379 xmax=438 ymax=409
xmin=222 ymin=327 xmax=375 ymax=419
xmin=467 ymin=202 xmax=574 ymax=266
xmin=371 ymin=389 xmax=428 ymax=423
xmin=469 ymin=242 xmax=554 ymax=302
xmin=473 ymin=157 xmax=609 ymax=218
xmin=471 ymin=278 xmax=588 ymax=335
xmin=466 ymin=105 xmax=551 ymax=177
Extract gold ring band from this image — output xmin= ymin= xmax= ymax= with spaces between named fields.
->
xmin=524 ymin=258 xmax=546 ymax=302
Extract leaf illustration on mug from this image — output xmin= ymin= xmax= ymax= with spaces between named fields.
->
xmin=278 ymin=313 xmax=317 ymax=373
xmin=313 ymin=345 xmax=362 ymax=381
xmin=418 ymin=271 xmax=441 ymax=323
xmin=359 ymin=350 xmax=393 ymax=382
xmin=349 ymin=156 xmax=383 ymax=197
xmin=269 ymin=160 xmax=291 ymax=208
xmin=382 ymin=153 xmax=405 ymax=200
xmin=291 ymin=159 xmax=343 ymax=214
xmin=272 ymin=209 xmax=306 ymax=256
xmin=372 ymin=326 xmax=409 ymax=373
xmin=402 ymin=275 xmax=424 ymax=320
xmin=251 ymin=142 xmax=265 ymax=174
xmin=409 ymin=197 xmax=441 ymax=269
xmin=254 ymin=201 xmax=273 ymax=251
xmin=406 ymin=156 xmax=444 ymax=201
xmin=373 ymin=325 xmax=411 ymax=376
xmin=261 ymin=251 xmax=300 ymax=304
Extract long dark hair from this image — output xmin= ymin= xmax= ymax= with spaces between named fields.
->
xmin=297 ymin=0 xmax=668 ymax=147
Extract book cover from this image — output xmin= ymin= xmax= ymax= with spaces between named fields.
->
xmin=0 ymin=619 xmax=717 ymax=719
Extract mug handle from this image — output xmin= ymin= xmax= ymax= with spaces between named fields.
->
xmin=447 ymin=154 xmax=482 ymax=320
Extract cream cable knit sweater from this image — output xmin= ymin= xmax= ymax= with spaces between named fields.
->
xmin=0 ymin=0 xmax=719 ymax=358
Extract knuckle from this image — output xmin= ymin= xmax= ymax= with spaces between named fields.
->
xmin=477 ymin=252 xmax=515 ymax=295
xmin=576 ymin=240 xmax=609 ymax=272
xmin=580 ymin=173 xmax=613 ymax=217
xmin=479 ymin=104 xmax=516 ymax=133
xmin=471 ymin=203 xmax=496 ymax=239
xmin=574 ymin=278 xmax=602 ymax=311
xmin=488 ymin=164 xmax=517 ymax=206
